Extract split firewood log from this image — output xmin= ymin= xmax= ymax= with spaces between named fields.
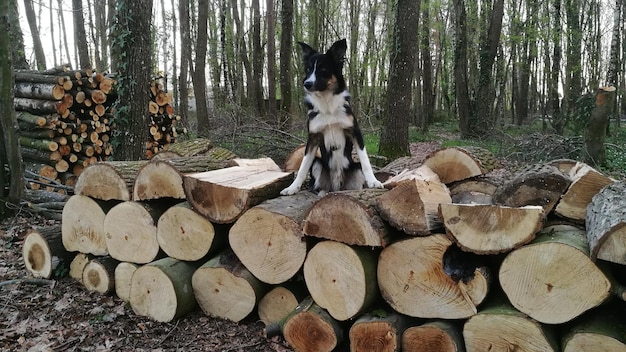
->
xmin=278 ymin=297 xmax=344 ymax=352
xmin=82 ymin=256 xmax=118 ymax=294
xmin=192 ymin=249 xmax=268 ymax=322
xmin=133 ymin=155 xmax=236 ymax=201
xmin=183 ymin=158 xmax=293 ymax=223
xmin=74 ymin=160 xmax=149 ymax=201
xmin=303 ymin=241 xmax=380 ymax=321
xmin=129 ymin=257 xmax=198 ymax=322
xmin=463 ymin=299 xmax=558 ymax=352
xmin=402 ymin=320 xmax=464 ymax=352
xmin=447 ymin=174 xmax=502 ymax=205
xmin=376 ymin=179 xmax=451 ymax=236
xmin=380 ymin=164 xmax=440 ymax=187
xmin=493 ymin=162 xmax=571 ymax=213
xmin=378 ymin=234 xmax=489 ymax=319
xmin=423 ymin=146 xmax=501 ymax=184
xmin=156 ymin=202 xmax=225 ymax=261
xmin=303 ymin=189 xmax=390 ymax=246
xmin=114 ymin=262 xmax=138 ymax=303
xmin=586 ymin=181 xmax=626 ymax=265
xmin=439 ymin=203 xmax=544 ymax=254
xmin=69 ymin=253 xmax=93 ymax=283
xmin=104 ymin=201 xmax=170 ymax=264
xmin=349 ymin=309 xmax=408 ymax=352
xmin=499 ymin=224 xmax=611 ymax=324
xmin=554 ymin=162 xmax=614 ymax=222
xmin=62 ymin=195 xmax=114 ymax=256
xmin=22 ymin=225 xmax=75 ymax=279
xmin=258 ymin=283 xmax=309 ymax=326
xmin=561 ymin=304 xmax=626 ymax=352
xmin=229 ymin=192 xmax=316 ymax=284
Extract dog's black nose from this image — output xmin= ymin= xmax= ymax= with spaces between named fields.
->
xmin=303 ymin=81 xmax=313 ymax=90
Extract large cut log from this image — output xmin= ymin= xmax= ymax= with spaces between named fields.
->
xmin=422 ymin=146 xmax=501 ymax=184
xmin=229 ymin=192 xmax=317 ymax=284
xmin=448 ymin=174 xmax=501 ymax=205
xmin=376 ymin=179 xmax=451 ymax=236
xmin=554 ymin=162 xmax=614 ymax=221
xmin=133 ymin=155 xmax=235 ymax=201
xmin=463 ymin=300 xmax=558 ymax=352
xmin=156 ymin=202 xmax=224 ymax=261
xmin=349 ymin=309 xmax=408 ymax=352
xmin=402 ymin=321 xmax=464 ymax=352
xmin=378 ymin=234 xmax=489 ymax=319
xmin=586 ymin=181 xmax=626 ymax=265
xmin=74 ymin=161 xmax=150 ymax=201
xmin=192 ymin=249 xmax=268 ymax=322
xmin=499 ymin=224 xmax=611 ymax=324
xmin=62 ymin=195 xmax=113 ymax=256
xmin=153 ymin=144 xmax=237 ymax=161
xmin=183 ymin=159 xmax=293 ymax=223
xmin=129 ymin=257 xmax=198 ymax=322
xmin=493 ymin=162 xmax=571 ymax=213
xmin=69 ymin=253 xmax=93 ymax=283
xmin=82 ymin=256 xmax=118 ymax=294
xmin=439 ymin=203 xmax=544 ymax=254
xmin=280 ymin=297 xmax=344 ymax=352
xmin=303 ymin=189 xmax=390 ymax=246
xmin=562 ymin=304 xmax=626 ymax=352
xmin=14 ymin=82 xmax=65 ymax=100
xmin=104 ymin=201 xmax=168 ymax=264
xmin=258 ymin=283 xmax=309 ymax=326
xmin=154 ymin=137 xmax=214 ymax=158
xmin=303 ymin=241 xmax=379 ymax=321
xmin=22 ymin=225 xmax=75 ymax=279
xmin=114 ymin=262 xmax=138 ymax=303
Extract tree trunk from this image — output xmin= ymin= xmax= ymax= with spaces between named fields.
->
xmin=229 ymin=192 xmax=317 ymax=284
xmin=177 ymin=0 xmax=190 ymax=126
xmin=420 ymin=0 xmax=434 ymax=130
xmin=130 ymin=257 xmax=198 ymax=322
xmin=22 ymin=225 xmax=75 ymax=279
xmin=402 ymin=321 xmax=464 ymax=352
xmin=193 ymin=0 xmax=210 ymax=135
xmin=349 ymin=310 xmax=408 ymax=352
xmin=22 ymin=0 xmax=47 ymax=70
xmin=586 ymin=181 xmax=626 ymax=265
xmin=72 ymin=0 xmax=91 ymax=69
xmin=378 ymin=0 xmax=419 ymax=159
xmin=7 ymin=0 xmax=28 ymax=69
xmin=499 ymin=224 xmax=611 ymax=324
xmin=266 ymin=0 xmax=276 ymax=118
xmin=584 ymin=87 xmax=616 ymax=167
xmin=61 ymin=195 xmax=113 ymax=255
xmin=278 ymin=0 xmax=294 ymax=120
xmin=192 ymin=249 xmax=268 ymax=322
xmin=303 ymin=189 xmax=390 ymax=246
xmin=423 ymin=146 xmax=501 ymax=184
xmin=453 ymin=0 xmax=471 ymax=137
xmin=250 ymin=0 xmax=264 ymax=114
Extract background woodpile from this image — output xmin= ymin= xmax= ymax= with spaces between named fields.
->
xmin=22 ymin=144 xmax=626 ymax=352
xmin=14 ymin=66 xmax=181 ymax=197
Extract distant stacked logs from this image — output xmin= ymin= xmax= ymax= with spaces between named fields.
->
xmin=145 ymin=80 xmax=184 ymax=159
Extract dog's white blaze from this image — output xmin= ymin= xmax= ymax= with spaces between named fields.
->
xmin=303 ymin=60 xmax=317 ymax=88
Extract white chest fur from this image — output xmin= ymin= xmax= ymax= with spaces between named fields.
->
xmin=306 ymin=90 xmax=353 ymax=134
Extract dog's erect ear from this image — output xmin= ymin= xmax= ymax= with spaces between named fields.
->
xmin=298 ymin=42 xmax=317 ymax=64
xmin=327 ymin=39 xmax=347 ymax=66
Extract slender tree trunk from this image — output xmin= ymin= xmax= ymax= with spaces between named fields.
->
xmin=564 ymin=0 xmax=582 ymax=116
xmin=194 ymin=0 xmax=210 ymax=135
xmin=86 ymin=0 xmax=101 ymax=70
xmin=378 ymin=0 xmax=420 ymax=159
xmin=278 ymin=0 xmax=294 ymax=122
xmin=170 ymin=0 xmax=179 ymax=111
xmin=8 ymin=0 xmax=28 ymax=69
xmin=251 ymin=0 xmax=264 ymax=114
xmin=606 ymin=0 xmax=621 ymax=87
xmin=453 ymin=0 xmax=471 ymax=137
xmin=179 ymin=0 xmax=190 ymax=126
xmin=94 ymin=0 xmax=107 ymax=70
xmin=72 ymin=0 xmax=91 ymax=68
xmin=207 ymin=0 xmax=222 ymax=105
xmin=57 ymin=0 xmax=72 ymax=69
xmin=420 ymin=0 xmax=434 ymax=129
xmin=49 ymin=0 xmax=58 ymax=67
xmin=23 ymin=0 xmax=47 ymax=70
xmin=550 ymin=0 xmax=564 ymax=133
xmin=267 ymin=0 xmax=277 ymax=118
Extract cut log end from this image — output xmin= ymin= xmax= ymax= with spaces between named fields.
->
xmin=283 ymin=311 xmax=339 ymax=352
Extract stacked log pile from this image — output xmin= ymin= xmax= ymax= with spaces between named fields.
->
xmin=13 ymin=67 xmax=182 ymax=195
xmin=22 ymin=145 xmax=626 ymax=352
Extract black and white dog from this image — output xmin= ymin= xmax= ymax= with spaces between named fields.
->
xmin=281 ymin=39 xmax=383 ymax=196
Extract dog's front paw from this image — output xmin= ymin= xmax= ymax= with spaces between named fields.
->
xmin=366 ymin=179 xmax=384 ymax=189
xmin=280 ymin=185 xmax=300 ymax=196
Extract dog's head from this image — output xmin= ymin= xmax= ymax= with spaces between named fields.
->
xmin=297 ymin=39 xmax=347 ymax=94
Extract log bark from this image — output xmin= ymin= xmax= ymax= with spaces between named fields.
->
xmin=423 ymin=146 xmax=501 ymax=184
xmin=555 ymin=162 xmax=614 ymax=222
xmin=499 ymin=224 xmax=611 ymax=324
xmin=20 ymin=137 xmax=59 ymax=152
xmin=402 ymin=321 xmax=464 ymax=352
xmin=258 ymin=283 xmax=309 ymax=326
xmin=378 ymin=234 xmax=489 ymax=319
xmin=156 ymin=202 xmax=224 ymax=261
xmin=493 ymin=163 xmax=571 ymax=213
xmin=463 ymin=299 xmax=558 ymax=352
xmin=74 ymin=161 xmax=149 ymax=201
xmin=349 ymin=309 xmax=408 ymax=352
xmin=22 ymin=225 xmax=75 ymax=278
xmin=448 ymin=174 xmax=501 ymax=205
xmin=192 ymin=249 xmax=268 ymax=322
xmin=440 ymin=203 xmax=544 ymax=254
xmin=303 ymin=189 xmax=390 ymax=246
xmin=14 ymin=82 xmax=65 ymax=100
xmin=155 ymin=137 xmax=214 ymax=157
xmin=183 ymin=160 xmax=293 ymax=223
xmin=280 ymin=297 xmax=344 ymax=352
xmin=585 ymin=181 xmax=626 ymax=265
xmin=229 ymin=192 xmax=317 ymax=284
xmin=114 ymin=262 xmax=138 ymax=303
xmin=380 ymin=164 xmax=440 ymax=187
xmin=129 ymin=257 xmax=198 ymax=322
xmin=62 ymin=195 xmax=114 ymax=256
xmin=14 ymin=97 xmax=64 ymax=114
xmin=376 ymin=179 xmax=451 ymax=236
xmin=133 ymin=155 xmax=235 ymax=201
xmin=104 ymin=201 xmax=169 ymax=264
xmin=303 ymin=241 xmax=380 ymax=321
xmin=82 ymin=256 xmax=118 ymax=294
